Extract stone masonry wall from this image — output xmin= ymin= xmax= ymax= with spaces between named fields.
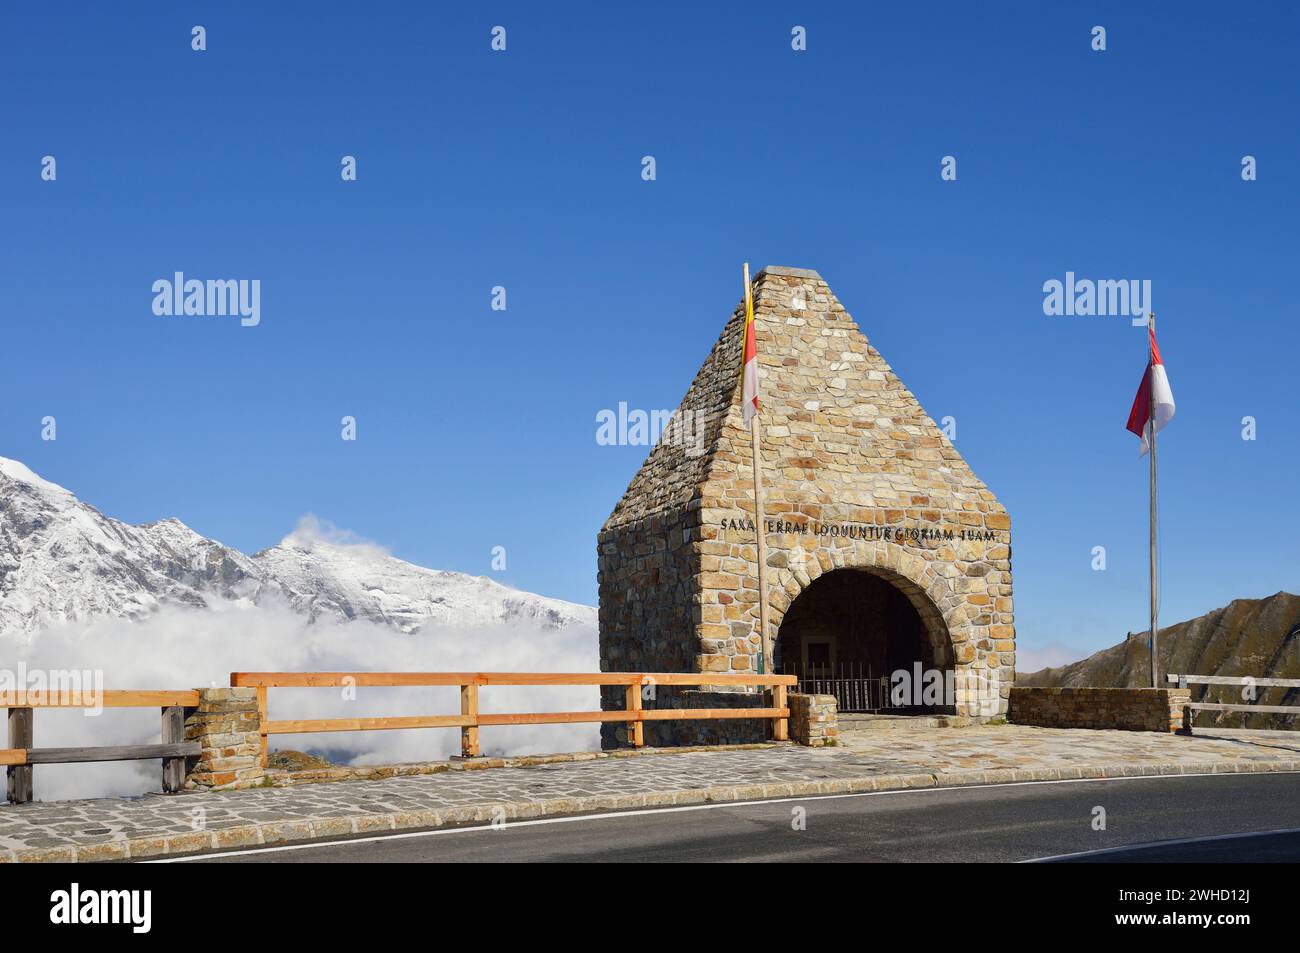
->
xmin=597 ymin=507 xmax=700 ymax=747
xmin=599 ymin=266 xmax=1015 ymax=744
xmin=1009 ymin=687 xmax=1191 ymax=733
xmin=789 ymin=692 xmax=838 ymax=746
xmin=183 ymin=687 xmax=265 ymax=791
xmin=606 ymin=687 xmax=772 ymax=747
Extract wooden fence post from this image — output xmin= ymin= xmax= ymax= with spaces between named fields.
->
xmin=161 ymin=705 xmax=186 ymax=793
xmin=255 ymin=686 xmax=268 ymax=768
xmin=7 ymin=707 xmax=33 ymax=804
xmin=460 ymin=683 xmax=480 ymax=757
xmin=624 ymin=683 xmax=644 ymax=748
xmin=772 ymin=684 xmax=788 ymax=741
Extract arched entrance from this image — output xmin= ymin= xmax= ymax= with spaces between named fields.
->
xmin=775 ymin=567 xmax=955 ymax=714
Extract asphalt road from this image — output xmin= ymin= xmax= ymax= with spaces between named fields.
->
xmin=163 ymin=773 xmax=1300 ymax=863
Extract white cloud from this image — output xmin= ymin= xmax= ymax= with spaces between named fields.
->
xmin=275 ymin=513 xmax=390 ymax=557
xmin=2 ymin=602 xmax=599 ymax=801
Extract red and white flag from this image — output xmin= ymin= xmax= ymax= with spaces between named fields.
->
xmin=741 ymin=277 xmax=759 ymax=426
xmin=1126 ymin=325 xmax=1175 ymax=456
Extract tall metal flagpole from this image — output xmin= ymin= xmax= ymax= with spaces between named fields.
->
xmin=1148 ymin=312 xmax=1159 ymax=689
xmin=744 ymin=263 xmax=772 ymax=676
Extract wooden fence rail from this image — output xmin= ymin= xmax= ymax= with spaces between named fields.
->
xmin=1 ymin=690 xmax=202 ymax=804
xmin=1167 ymin=673 xmax=1300 ymax=729
xmin=1169 ymin=674 xmax=1300 ymax=689
xmin=231 ymin=671 xmax=796 ymax=766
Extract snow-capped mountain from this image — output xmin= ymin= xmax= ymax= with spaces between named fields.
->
xmin=0 ymin=456 xmax=594 ymax=639
xmin=250 ymin=519 xmax=592 ymax=633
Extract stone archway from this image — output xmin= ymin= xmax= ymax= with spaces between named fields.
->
xmin=772 ymin=559 xmax=957 ymax=715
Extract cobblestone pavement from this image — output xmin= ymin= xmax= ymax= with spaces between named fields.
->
xmin=2 ymin=725 xmax=1298 ymax=862
xmin=838 ymin=724 xmax=1300 ymax=768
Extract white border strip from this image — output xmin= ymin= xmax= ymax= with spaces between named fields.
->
xmin=144 ymin=770 xmax=1300 ymax=862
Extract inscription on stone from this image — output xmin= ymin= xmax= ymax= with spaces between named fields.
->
xmin=717 ymin=517 xmax=1000 ymax=543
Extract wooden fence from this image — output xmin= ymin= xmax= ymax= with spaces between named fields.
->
xmin=230 ymin=671 xmax=796 ymax=766
xmin=1168 ymin=673 xmax=1300 ymax=730
xmin=1 ymin=690 xmax=202 ymax=804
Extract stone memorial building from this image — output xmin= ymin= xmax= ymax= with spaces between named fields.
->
xmin=598 ymin=266 xmax=1013 ymax=746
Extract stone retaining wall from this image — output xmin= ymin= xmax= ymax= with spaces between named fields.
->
xmin=602 ymin=688 xmax=835 ymax=748
xmin=1009 ymin=687 xmax=1190 ymax=733
xmin=603 ymin=686 xmax=772 ymax=747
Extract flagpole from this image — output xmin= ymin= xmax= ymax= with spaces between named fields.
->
xmin=744 ymin=263 xmax=772 ymax=678
xmin=1148 ymin=312 xmax=1159 ymax=689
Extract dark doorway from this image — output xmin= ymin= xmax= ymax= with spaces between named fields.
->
xmin=776 ymin=569 xmax=953 ymax=713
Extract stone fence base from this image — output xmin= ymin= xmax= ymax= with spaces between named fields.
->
xmin=1009 ymin=687 xmax=1190 ymax=733
xmin=183 ymin=688 xmax=265 ymax=791
xmin=788 ymin=693 xmax=838 ymax=746
xmin=600 ymin=687 xmax=772 ymax=747
xmin=598 ymin=687 xmax=839 ymax=748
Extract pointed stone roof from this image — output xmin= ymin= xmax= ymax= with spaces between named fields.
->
xmin=603 ymin=266 xmax=1004 ymax=534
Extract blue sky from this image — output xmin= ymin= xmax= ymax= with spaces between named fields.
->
xmin=3 ymin=2 xmax=1297 ymax=665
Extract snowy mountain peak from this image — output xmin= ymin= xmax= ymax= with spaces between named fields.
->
xmin=0 ymin=456 xmax=76 ymax=500
xmin=0 ymin=458 xmax=594 ymax=639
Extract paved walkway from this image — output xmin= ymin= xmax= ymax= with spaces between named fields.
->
xmin=3 ymin=725 xmax=1299 ymax=862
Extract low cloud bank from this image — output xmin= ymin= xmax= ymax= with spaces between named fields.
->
xmin=3 ymin=600 xmax=599 ymax=801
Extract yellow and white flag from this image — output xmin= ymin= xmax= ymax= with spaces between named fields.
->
xmin=741 ymin=276 xmax=758 ymax=426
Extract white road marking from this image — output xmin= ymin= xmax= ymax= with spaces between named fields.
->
xmin=143 ymin=770 xmax=1300 ymax=862
xmin=1022 ymin=826 xmax=1300 ymax=863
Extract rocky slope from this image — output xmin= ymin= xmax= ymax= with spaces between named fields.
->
xmin=1019 ymin=591 xmax=1300 ymax=727
xmin=0 ymin=456 xmax=594 ymax=640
